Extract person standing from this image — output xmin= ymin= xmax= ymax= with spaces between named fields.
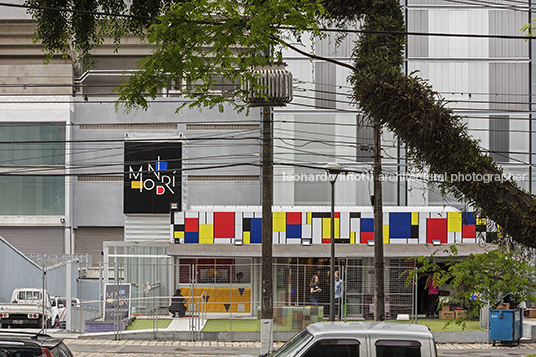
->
xmin=334 ymin=270 xmax=344 ymax=321
xmin=310 ymin=275 xmax=322 ymax=306
xmin=426 ymin=277 xmax=439 ymax=318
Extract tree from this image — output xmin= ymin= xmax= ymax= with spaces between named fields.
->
xmin=407 ymin=245 xmax=536 ymax=323
xmin=25 ymin=0 xmax=536 ymax=247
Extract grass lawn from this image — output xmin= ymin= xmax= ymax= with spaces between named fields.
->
xmin=201 ymin=318 xmax=484 ymax=332
xmin=126 ymin=318 xmax=172 ymax=330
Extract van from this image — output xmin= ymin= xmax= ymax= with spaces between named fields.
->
xmin=268 ymin=321 xmax=437 ymax=357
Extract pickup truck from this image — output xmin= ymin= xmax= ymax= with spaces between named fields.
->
xmin=0 ymin=288 xmax=52 ymax=328
xmin=268 ymin=321 xmax=438 ymax=357
xmin=50 ymin=296 xmax=80 ymax=329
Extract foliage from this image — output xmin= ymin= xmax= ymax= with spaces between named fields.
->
xmin=25 ymin=0 xmax=536 ymax=247
xmin=407 ymin=245 xmax=536 ymax=323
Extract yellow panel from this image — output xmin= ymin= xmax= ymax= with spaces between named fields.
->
xmin=447 ymin=212 xmax=462 ymax=232
xmin=335 ymin=218 xmax=340 ymax=239
xmin=322 ymin=218 xmax=331 ymax=238
xmin=131 ymin=181 xmax=141 ymax=189
xmin=243 ymin=231 xmax=250 ymax=244
xmin=174 ymin=231 xmax=184 ymax=239
xmin=411 ymin=212 xmax=419 ymax=225
xmin=476 ymin=218 xmax=487 ymax=226
xmin=307 ymin=212 xmax=312 ymax=225
xmin=350 ymin=232 xmax=355 ymax=244
xmin=383 ymin=225 xmax=389 ymax=244
xmin=199 ymin=224 xmax=214 ymax=244
xmin=273 ymin=212 xmax=286 ymax=232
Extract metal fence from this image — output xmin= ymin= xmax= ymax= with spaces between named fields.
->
xmin=5 ymin=257 xmax=417 ymax=338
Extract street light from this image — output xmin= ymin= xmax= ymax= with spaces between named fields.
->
xmin=243 ymin=64 xmax=292 ymax=354
xmin=324 ymin=162 xmax=344 ymax=322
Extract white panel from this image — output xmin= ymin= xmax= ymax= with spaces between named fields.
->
xmin=254 ymin=212 xmax=262 ymax=218
xmin=206 ymin=212 xmax=214 ymax=225
xmin=455 ymin=232 xmax=462 ymax=243
xmin=280 ymin=231 xmax=286 ymax=244
xmin=214 ymin=238 xmax=231 ymax=244
xmin=340 ymin=212 xmax=350 ymax=239
xmin=350 ymin=218 xmax=360 ymax=234
xmin=463 ymin=238 xmax=476 ymax=244
xmin=408 ymin=238 xmax=419 ymax=245
xmin=235 ymin=223 xmax=242 ymax=240
xmin=125 ymin=214 xmax=171 ymax=241
xmin=302 ymin=225 xmax=312 ymax=239
xmin=312 ymin=218 xmax=322 ymax=244
xmin=243 ymin=212 xmax=254 ymax=218
xmin=273 ymin=232 xmax=280 ymax=244
xmin=447 ymin=232 xmax=455 ymax=244
xmin=174 ymin=212 xmax=184 ymax=225
xmin=390 ymin=239 xmax=407 ymax=245
xmin=287 ymin=238 xmax=301 ymax=244
xmin=361 ymin=212 xmax=374 ymax=219
xmin=302 ymin=213 xmax=308 ymax=225
xmin=383 ymin=212 xmax=389 ymax=225
xmin=199 ymin=212 xmax=206 ymax=225
xmin=429 ymin=212 xmax=441 ymax=218
xmin=235 ymin=212 xmax=242 ymax=226
xmin=185 ymin=212 xmax=198 ymax=218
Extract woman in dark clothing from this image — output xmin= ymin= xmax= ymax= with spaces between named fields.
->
xmin=310 ymin=275 xmax=322 ymax=306
xmin=169 ymin=288 xmax=187 ymax=317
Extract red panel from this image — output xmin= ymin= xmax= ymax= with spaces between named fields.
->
xmin=185 ymin=218 xmax=199 ymax=232
xmin=286 ymin=212 xmax=302 ymax=225
xmin=426 ymin=218 xmax=447 ymax=243
xmin=360 ymin=231 xmax=374 ymax=244
xmin=214 ymin=212 xmax=235 ymax=238
xmin=322 ymin=238 xmax=331 ymax=244
xmin=335 ymin=212 xmax=340 ymax=219
xmin=462 ymin=224 xmax=476 ymax=239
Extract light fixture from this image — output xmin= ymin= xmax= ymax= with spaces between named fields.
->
xmin=60 ymin=218 xmax=65 ymax=224
xmin=234 ymin=239 xmax=243 ymax=246
xmin=301 ymin=239 xmax=311 ymax=246
xmin=169 ymin=202 xmax=179 ymax=211
xmin=432 ymin=240 xmax=441 ymax=246
xmin=367 ymin=240 xmax=375 ymax=246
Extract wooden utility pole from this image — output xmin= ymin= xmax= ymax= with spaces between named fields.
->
xmin=373 ymin=124 xmax=385 ymax=321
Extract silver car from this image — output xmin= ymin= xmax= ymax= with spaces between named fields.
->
xmin=269 ymin=321 xmax=438 ymax=357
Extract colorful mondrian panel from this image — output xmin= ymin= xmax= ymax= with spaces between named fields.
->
xmin=302 ymin=224 xmax=311 ymax=239
xmin=383 ymin=225 xmax=389 ymax=244
xmin=287 ymin=212 xmax=301 ymax=225
xmin=185 ymin=231 xmax=199 ymax=243
xmin=243 ymin=231 xmax=250 ymax=244
xmin=340 ymin=212 xmax=350 ymax=239
xmin=389 ymin=212 xmax=411 ymax=238
xmin=312 ymin=218 xmax=322 ymax=244
xmin=287 ymin=224 xmax=301 ymax=239
xmin=462 ymin=224 xmax=476 ymax=239
xmin=214 ymin=212 xmax=234 ymax=238
xmin=462 ymin=212 xmax=476 ymax=225
xmin=199 ymin=224 xmax=214 ymax=244
xmin=361 ymin=218 xmax=374 ymax=233
xmin=427 ymin=218 xmax=447 ymax=244
xmin=251 ymin=218 xmax=262 ymax=243
xmin=185 ymin=218 xmax=199 ymax=232
xmin=447 ymin=212 xmax=462 ymax=232
xmin=273 ymin=212 xmax=286 ymax=232
xmin=361 ymin=231 xmax=374 ymax=244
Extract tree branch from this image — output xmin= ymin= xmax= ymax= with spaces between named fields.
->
xmin=278 ymin=38 xmax=355 ymax=71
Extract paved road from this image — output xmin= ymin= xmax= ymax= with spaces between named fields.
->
xmin=64 ymin=339 xmax=536 ymax=357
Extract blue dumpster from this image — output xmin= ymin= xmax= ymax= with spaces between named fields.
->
xmin=489 ymin=294 xmax=523 ymax=346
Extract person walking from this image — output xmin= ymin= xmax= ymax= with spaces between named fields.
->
xmin=426 ymin=277 xmax=439 ymax=318
xmin=334 ymin=270 xmax=344 ymax=321
xmin=310 ymin=275 xmax=322 ymax=306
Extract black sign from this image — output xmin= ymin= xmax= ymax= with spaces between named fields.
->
xmin=124 ymin=142 xmax=182 ymax=213
xmin=104 ymin=284 xmax=131 ymax=322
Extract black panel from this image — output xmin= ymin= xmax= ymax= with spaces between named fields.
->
xmin=243 ymin=218 xmax=251 ymax=231
xmin=124 ymin=142 xmax=182 ymax=213
xmin=411 ymin=225 xmax=419 ymax=239
xmin=350 ymin=212 xmax=361 ymax=218
xmin=312 ymin=212 xmax=331 ymax=218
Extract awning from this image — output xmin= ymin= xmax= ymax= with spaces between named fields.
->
xmin=168 ymin=243 xmax=492 ymax=258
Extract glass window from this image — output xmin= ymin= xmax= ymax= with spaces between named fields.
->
xmin=271 ymin=329 xmax=314 ymax=357
xmin=302 ymin=339 xmax=360 ymax=357
xmin=11 ymin=349 xmax=43 ymax=357
xmin=375 ymin=340 xmax=421 ymax=357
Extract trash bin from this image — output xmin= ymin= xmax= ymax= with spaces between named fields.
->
xmin=489 ymin=293 xmax=523 ymax=346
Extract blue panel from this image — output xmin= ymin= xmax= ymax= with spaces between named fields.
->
xmin=185 ymin=231 xmax=199 ymax=243
xmin=286 ymin=224 xmax=301 ymax=239
xmin=462 ymin=212 xmax=476 ymax=225
xmin=390 ymin=212 xmax=411 ymax=238
xmin=251 ymin=218 xmax=262 ymax=243
xmin=361 ymin=218 xmax=374 ymax=233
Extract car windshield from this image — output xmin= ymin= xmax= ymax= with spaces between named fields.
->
xmin=270 ymin=329 xmax=313 ymax=357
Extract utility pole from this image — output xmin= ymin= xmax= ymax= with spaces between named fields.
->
xmin=373 ymin=124 xmax=385 ymax=321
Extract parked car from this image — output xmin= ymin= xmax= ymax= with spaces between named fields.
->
xmin=0 ymin=288 xmax=52 ymax=328
xmin=267 ymin=321 xmax=438 ymax=357
xmin=50 ymin=297 xmax=81 ymax=329
xmin=0 ymin=330 xmax=74 ymax=357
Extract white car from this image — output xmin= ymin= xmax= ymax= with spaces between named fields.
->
xmin=268 ymin=321 xmax=437 ymax=357
xmin=50 ymin=297 xmax=81 ymax=329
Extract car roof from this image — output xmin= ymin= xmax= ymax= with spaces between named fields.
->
xmin=0 ymin=331 xmax=63 ymax=349
xmin=306 ymin=321 xmax=433 ymax=339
